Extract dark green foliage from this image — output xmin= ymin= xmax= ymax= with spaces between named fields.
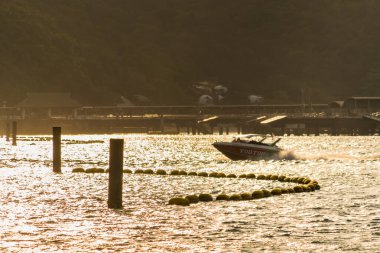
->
xmin=1 ymin=1 xmax=379 ymax=105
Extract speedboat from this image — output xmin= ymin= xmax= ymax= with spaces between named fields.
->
xmin=212 ymin=134 xmax=282 ymax=160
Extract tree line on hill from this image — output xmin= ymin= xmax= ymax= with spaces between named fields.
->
xmin=0 ymin=0 xmax=379 ymax=106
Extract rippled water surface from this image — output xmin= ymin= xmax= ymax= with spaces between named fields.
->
xmin=0 ymin=135 xmax=379 ymax=252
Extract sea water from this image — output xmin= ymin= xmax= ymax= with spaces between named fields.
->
xmin=0 ymin=135 xmax=379 ymax=252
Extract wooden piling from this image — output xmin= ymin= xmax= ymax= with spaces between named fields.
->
xmin=12 ymin=121 xmax=17 ymax=146
xmin=219 ymin=127 xmax=223 ymax=135
xmin=5 ymin=122 xmax=10 ymax=141
xmin=53 ymin=127 xmax=61 ymax=173
xmin=108 ymin=139 xmax=124 ymax=209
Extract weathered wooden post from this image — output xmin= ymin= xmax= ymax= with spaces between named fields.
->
xmin=12 ymin=121 xmax=17 ymax=146
xmin=108 ymin=139 xmax=124 ymax=209
xmin=5 ymin=122 xmax=10 ymax=141
xmin=53 ymin=127 xmax=61 ymax=173
xmin=219 ymin=127 xmax=223 ymax=135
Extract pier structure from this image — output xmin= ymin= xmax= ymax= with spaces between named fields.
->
xmin=0 ymin=102 xmax=379 ymax=135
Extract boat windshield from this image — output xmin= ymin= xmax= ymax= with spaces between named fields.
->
xmin=232 ymin=134 xmax=280 ymax=146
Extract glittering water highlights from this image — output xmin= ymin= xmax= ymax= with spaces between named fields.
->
xmin=0 ymin=135 xmax=379 ymax=252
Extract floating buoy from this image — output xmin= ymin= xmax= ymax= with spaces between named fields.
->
xmin=271 ymin=188 xmax=282 ymax=195
xmin=291 ymin=177 xmax=299 ymax=183
xmin=302 ymin=185 xmax=311 ymax=192
xmin=86 ymin=168 xmax=104 ymax=173
xmin=246 ymin=173 xmax=256 ymax=179
xmin=252 ymin=190 xmax=264 ymax=199
xmin=216 ymin=194 xmax=230 ymax=200
xmin=303 ymin=178 xmax=311 ymax=184
xmin=262 ymin=189 xmax=272 ymax=197
xmin=188 ymin=172 xmax=197 ymax=176
xmin=307 ymin=184 xmax=316 ymax=191
xmin=143 ymin=169 xmax=154 ymax=174
xmin=278 ymin=175 xmax=286 ymax=182
xmin=123 ymin=169 xmax=132 ymax=173
xmin=178 ymin=170 xmax=188 ymax=176
xmin=135 ymin=169 xmax=144 ymax=174
xmin=198 ymin=172 xmax=208 ymax=177
xmin=217 ymin=173 xmax=226 ymax=178
xmin=209 ymin=172 xmax=219 ymax=177
xmin=310 ymin=180 xmax=319 ymax=185
xmin=265 ymin=174 xmax=273 ymax=180
xmin=168 ymin=197 xmax=190 ymax=206
xmin=198 ymin=193 xmax=213 ymax=202
xmin=105 ymin=169 xmax=109 ymax=173
xmin=284 ymin=177 xmax=291 ymax=182
xmin=227 ymin=174 xmax=237 ymax=178
xmin=241 ymin=193 xmax=252 ymax=200
xmin=170 ymin=170 xmax=179 ymax=175
xmin=280 ymin=188 xmax=289 ymax=194
xmin=257 ymin=175 xmax=266 ymax=180
xmin=239 ymin=174 xmax=247 ymax=178
xmin=270 ymin=175 xmax=279 ymax=180
xmin=229 ymin=194 xmax=242 ymax=201
xmin=287 ymin=188 xmax=295 ymax=193
xmin=293 ymin=185 xmax=304 ymax=193
xmin=156 ymin=169 xmax=167 ymax=175
xmin=185 ymin=195 xmax=199 ymax=203
xmin=72 ymin=168 xmax=84 ymax=173
xmin=85 ymin=168 xmax=96 ymax=173
xmin=297 ymin=177 xmax=306 ymax=184
xmin=314 ymin=184 xmax=321 ymax=190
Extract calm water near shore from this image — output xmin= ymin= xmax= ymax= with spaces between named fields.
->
xmin=0 ymin=135 xmax=379 ymax=252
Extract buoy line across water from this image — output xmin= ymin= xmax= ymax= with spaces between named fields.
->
xmin=72 ymin=168 xmax=321 ymax=206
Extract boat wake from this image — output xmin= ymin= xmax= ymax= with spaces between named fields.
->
xmin=275 ymin=150 xmax=380 ymax=161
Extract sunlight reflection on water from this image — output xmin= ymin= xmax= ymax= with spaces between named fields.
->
xmin=0 ymin=135 xmax=379 ymax=252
